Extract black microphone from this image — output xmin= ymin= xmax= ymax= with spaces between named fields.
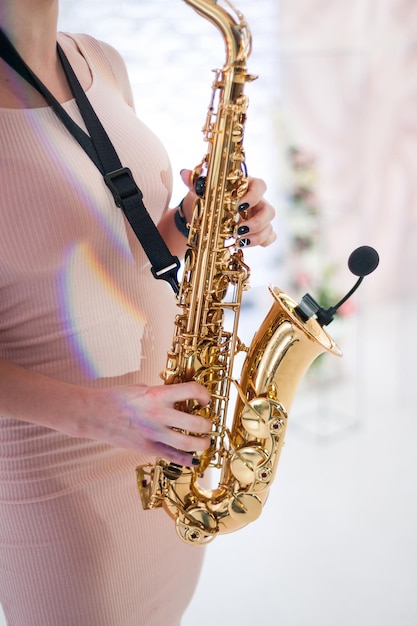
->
xmin=347 ymin=245 xmax=380 ymax=277
xmin=295 ymin=246 xmax=380 ymax=327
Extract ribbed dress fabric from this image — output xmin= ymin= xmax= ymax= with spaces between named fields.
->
xmin=0 ymin=34 xmax=204 ymax=625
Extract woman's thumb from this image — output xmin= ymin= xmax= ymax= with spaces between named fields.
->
xmin=180 ymin=169 xmax=193 ymax=190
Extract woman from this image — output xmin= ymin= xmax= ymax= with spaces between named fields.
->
xmin=0 ymin=0 xmax=277 ymax=624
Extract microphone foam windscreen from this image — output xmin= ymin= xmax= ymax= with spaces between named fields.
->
xmin=348 ymin=246 xmax=380 ymax=277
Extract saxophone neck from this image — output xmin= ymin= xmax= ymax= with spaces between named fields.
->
xmin=183 ymin=0 xmax=252 ymax=66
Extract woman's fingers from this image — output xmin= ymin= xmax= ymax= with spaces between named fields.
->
xmin=148 ymin=441 xmax=204 ymax=468
xmin=239 ymin=176 xmax=267 ymax=206
xmin=237 ymin=195 xmax=277 ymax=248
xmin=116 ymin=381 xmax=212 ymax=462
xmin=179 ymin=169 xmax=277 ymax=249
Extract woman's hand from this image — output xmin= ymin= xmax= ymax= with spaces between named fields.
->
xmin=234 ymin=176 xmax=277 ymax=248
xmin=180 ymin=169 xmax=277 ymax=248
xmin=96 ymin=381 xmax=212 ymax=467
xmin=0 ymin=358 xmax=212 ymax=467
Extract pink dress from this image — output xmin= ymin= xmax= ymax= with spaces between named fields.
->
xmin=0 ymin=34 xmax=204 ymax=625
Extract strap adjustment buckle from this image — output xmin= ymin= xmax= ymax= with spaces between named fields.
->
xmin=151 ymin=259 xmax=181 ymax=295
xmin=104 ymin=167 xmax=139 ymax=208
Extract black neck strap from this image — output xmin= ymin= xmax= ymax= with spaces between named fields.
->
xmin=0 ymin=29 xmax=180 ymax=294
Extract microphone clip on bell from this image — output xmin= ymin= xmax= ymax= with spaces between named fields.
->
xmin=295 ymin=246 xmax=380 ymax=327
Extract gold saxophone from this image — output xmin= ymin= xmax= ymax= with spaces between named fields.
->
xmin=137 ymin=0 xmax=378 ymax=544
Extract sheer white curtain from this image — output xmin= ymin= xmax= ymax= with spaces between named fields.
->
xmin=277 ymin=0 xmax=417 ymax=302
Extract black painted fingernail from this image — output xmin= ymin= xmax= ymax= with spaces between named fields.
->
xmin=192 ymin=457 xmax=201 ymax=466
xmin=237 ymin=225 xmax=250 ymax=235
xmin=239 ymin=238 xmax=251 ymax=247
xmin=238 ymin=202 xmax=250 ymax=212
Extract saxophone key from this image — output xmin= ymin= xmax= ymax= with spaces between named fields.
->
xmin=241 ymin=397 xmax=287 ymax=439
xmin=230 ymin=445 xmax=269 ymax=485
xmin=228 ymin=493 xmax=262 ymax=523
xmin=240 ymin=397 xmax=273 ymax=439
xmin=176 ymin=507 xmax=218 ymax=545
